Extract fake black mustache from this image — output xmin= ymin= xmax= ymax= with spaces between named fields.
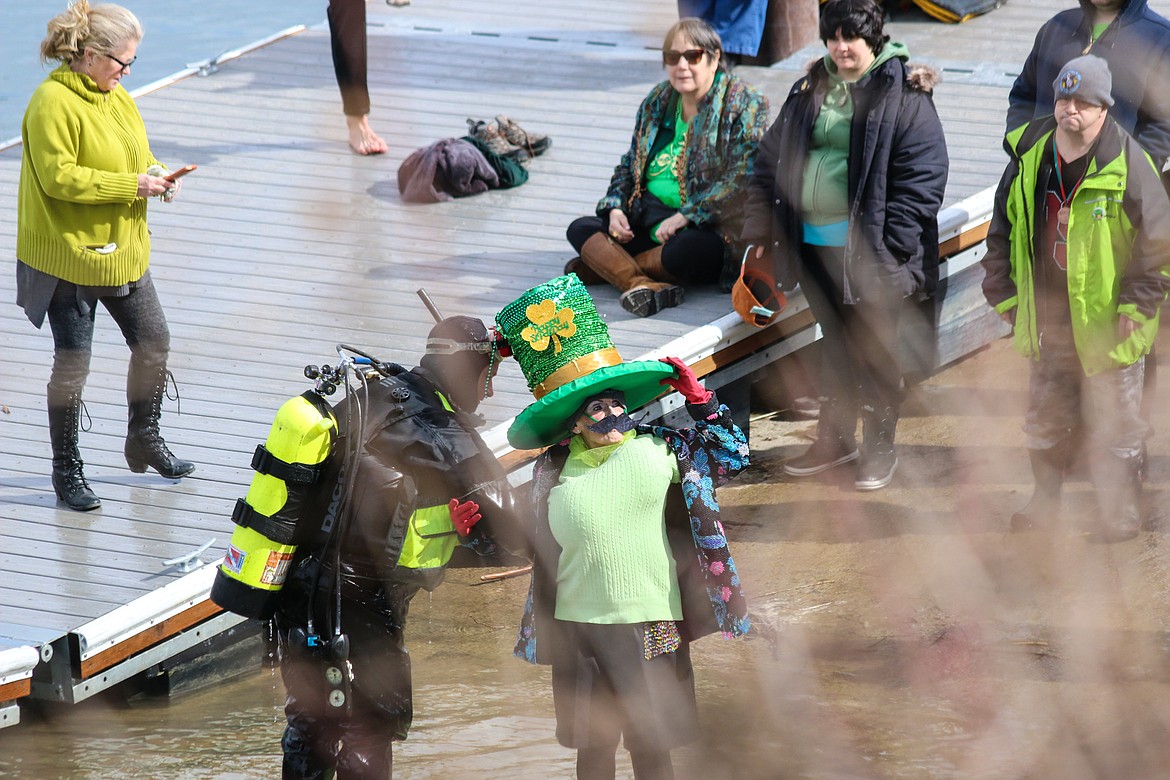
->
xmin=586 ymin=412 xmax=636 ymax=435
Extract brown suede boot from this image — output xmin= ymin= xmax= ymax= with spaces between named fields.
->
xmin=578 ymin=233 xmax=684 ymax=317
xmin=563 ymin=256 xmax=604 ymax=286
xmin=632 ymin=245 xmax=684 ymax=285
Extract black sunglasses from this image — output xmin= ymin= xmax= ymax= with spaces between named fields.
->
xmin=105 ymin=52 xmax=137 ymax=71
xmin=662 ymin=48 xmax=706 ymax=66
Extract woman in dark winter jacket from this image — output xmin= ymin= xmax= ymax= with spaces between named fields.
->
xmin=741 ymin=0 xmax=948 ymax=491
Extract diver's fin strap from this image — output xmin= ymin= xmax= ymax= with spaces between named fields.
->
xmin=230 ymin=498 xmax=300 ymax=545
xmin=251 ymin=444 xmax=323 ymax=485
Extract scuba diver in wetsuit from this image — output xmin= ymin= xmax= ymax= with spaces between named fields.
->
xmin=272 ymin=315 xmax=525 ymax=779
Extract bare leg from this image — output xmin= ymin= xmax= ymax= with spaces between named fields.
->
xmin=346 ymin=114 xmax=388 ymax=156
xmin=329 ymin=0 xmax=388 ymax=155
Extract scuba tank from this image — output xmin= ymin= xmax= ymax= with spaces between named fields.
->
xmin=210 ymin=389 xmax=338 ymax=619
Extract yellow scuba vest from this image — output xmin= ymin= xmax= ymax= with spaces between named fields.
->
xmin=211 ymin=391 xmax=337 ymax=619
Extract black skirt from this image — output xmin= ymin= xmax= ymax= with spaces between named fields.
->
xmin=551 ymin=621 xmax=699 ymax=753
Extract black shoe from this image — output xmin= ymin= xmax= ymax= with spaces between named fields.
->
xmin=856 ymin=404 xmax=899 ymax=491
xmin=1092 ymin=456 xmax=1143 ymax=542
xmin=855 ymin=451 xmax=898 ymax=491
xmin=48 ymin=391 xmax=101 ymax=511
xmin=620 ymin=284 xmax=684 ymax=318
xmin=126 ymin=366 xmax=196 ymax=479
xmin=783 ymin=436 xmax=859 ymax=477
xmin=1011 ymin=446 xmax=1066 ymax=531
xmin=125 ymin=433 xmax=196 ymax=478
xmin=52 ymin=460 xmax=101 ymax=511
xmin=1096 ymin=511 xmax=1141 ymax=542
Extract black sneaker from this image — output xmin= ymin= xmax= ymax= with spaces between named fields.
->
xmin=855 ymin=451 xmax=897 ymax=491
xmin=783 ymin=437 xmax=859 ymax=477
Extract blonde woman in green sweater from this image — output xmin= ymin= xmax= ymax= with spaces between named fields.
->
xmin=17 ymin=1 xmax=193 ymax=512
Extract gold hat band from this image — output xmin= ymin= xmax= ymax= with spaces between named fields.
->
xmin=532 ymin=348 xmax=623 ymax=399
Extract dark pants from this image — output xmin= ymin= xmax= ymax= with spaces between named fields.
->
xmin=1024 ymin=337 xmax=1148 ymax=462
xmin=798 ymin=244 xmax=906 ymax=414
xmin=551 ymin=622 xmax=696 ymax=780
xmin=328 ymin=0 xmax=370 ymax=117
xmin=46 ymin=277 xmax=170 ymax=402
xmin=276 ymin=578 xmax=417 ymax=780
xmin=567 ymin=216 xmax=725 ymax=285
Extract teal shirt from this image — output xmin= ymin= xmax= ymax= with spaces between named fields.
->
xmin=800 ymin=42 xmax=910 ymax=241
xmin=548 ymin=433 xmax=682 ymax=624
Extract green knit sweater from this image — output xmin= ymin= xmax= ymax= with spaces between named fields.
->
xmin=18 ymin=64 xmax=158 ymax=286
xmin=548 ymin=433 xmax=683 ymax=624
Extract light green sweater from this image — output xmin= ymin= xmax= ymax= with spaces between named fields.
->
xmin=18 ymin=64 xmax=158 ymax=286
xmin=548 ymin=433 xmax=683 ymax=624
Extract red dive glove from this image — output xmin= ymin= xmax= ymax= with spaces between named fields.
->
xmin=449 ymin=498 xmax=482 ymax=536
xmin=659 ymin=356 xmax=713 ymax=405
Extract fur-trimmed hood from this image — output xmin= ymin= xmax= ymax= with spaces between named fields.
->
xmin=906 ymin=62 xmax=942 ymax=93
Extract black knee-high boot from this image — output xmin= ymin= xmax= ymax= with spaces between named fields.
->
xmin=48 ymin=389 xmax=101 ymax=511
xmin=124 ymin=364 xmax=195 ymax=479
xmin=1011 ymin=446 xmax=1066 ymax=531
xmin=1095 ymin=454 xmax=1143 ymax=542
xmin=855 ymin=404 xmax=899 ymax=491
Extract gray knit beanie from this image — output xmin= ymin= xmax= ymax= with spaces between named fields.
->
xmin=1052 ymin=54 xmax=1114 ymax=108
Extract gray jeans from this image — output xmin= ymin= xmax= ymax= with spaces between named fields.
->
xmin=1024 ymin=338 xmax=1147 ymax=460
xmin=46 ymin=276 xmax=170 ymax=398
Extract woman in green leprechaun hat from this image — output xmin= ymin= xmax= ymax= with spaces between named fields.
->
xmin=498 ymin=274 xmax=751 ymax=780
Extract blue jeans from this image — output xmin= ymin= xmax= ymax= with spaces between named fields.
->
xmin=677 ymin=0 xmax=768 ymax=57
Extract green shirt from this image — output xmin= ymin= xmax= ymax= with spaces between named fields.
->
xmin=801 ymin=41 xmax=910 ymax=227
xmin=646 ymin=101 xmax=688 ymax=211
xmin=548 ymin=433 xmax=682 ymax=624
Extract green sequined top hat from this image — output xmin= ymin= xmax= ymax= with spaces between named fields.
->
xmin=496 ymin=274 xmax=675 ymax=450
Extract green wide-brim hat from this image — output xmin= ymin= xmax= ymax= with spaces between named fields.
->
xmin=497 ymin=274 xmax=675 ymax=450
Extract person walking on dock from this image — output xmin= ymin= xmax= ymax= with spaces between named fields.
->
xmin=741 ymin=0 xmax=949 ymax=491
xmin=272 ymin=315 xmax=524 ymax=778
xmin=983 ymin=55 xmax=1170 ymax=540
xmin=329 ymin=0 xmax=389 ymax=155
xmin=16 ymin=1 xmax=195 ymax=512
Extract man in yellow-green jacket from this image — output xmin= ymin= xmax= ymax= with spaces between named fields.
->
xmin=983 ymin=54 xmax=1170 ymax=541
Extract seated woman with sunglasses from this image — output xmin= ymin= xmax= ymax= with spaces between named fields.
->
xmin=564 ymin=18 xmax=768 ymax=317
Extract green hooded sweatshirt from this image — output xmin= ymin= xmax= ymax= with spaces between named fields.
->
xmin=801 ymin=41 xmax=910 ymax=229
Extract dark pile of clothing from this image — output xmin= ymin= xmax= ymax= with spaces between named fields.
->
xmin=397 ymin=116 xmax=551 ymax=203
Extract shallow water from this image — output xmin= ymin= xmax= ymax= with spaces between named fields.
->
xmin=0 ymin=0 xmax=323 ymax=141
xmin=0 ymin=573 xmax=575 ymax=779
